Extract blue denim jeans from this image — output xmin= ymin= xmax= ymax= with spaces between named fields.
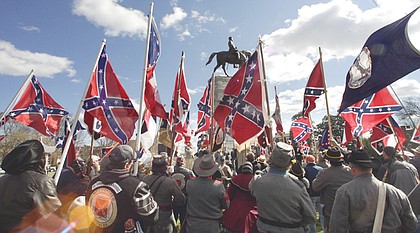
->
xmin=309 ymin=196 xmax=324 ymax=233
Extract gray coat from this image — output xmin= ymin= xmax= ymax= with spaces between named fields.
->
xmin=330 ymin=173 xmax=417 ymax=233
xmin=312 ymin=164 xmax=353 ymax=219
xmin=249 ymin=168 xmax=316 ymax=232
xmin=186 ymin=177 xmax=229 ymax=233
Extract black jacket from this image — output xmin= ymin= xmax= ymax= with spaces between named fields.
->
xmin=86 ymin=168 xmax=159 ymax=233
xmin=0 ymin=140 xmax=61 ymax=233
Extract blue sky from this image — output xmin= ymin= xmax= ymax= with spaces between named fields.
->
xmin=1 ymin=0 xmax=420 ymax=141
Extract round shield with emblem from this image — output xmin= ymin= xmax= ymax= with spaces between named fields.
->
xmin=348 ymin=47 xmax=372 ymax=89
xmin=87 ymin=188 xmax=118 ymax=228
xmin=171 ymin=173 xmax=186 ymax=189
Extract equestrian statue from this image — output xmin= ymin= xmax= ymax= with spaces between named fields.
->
xmin=206 ymin=37 xmax=251 ymax=76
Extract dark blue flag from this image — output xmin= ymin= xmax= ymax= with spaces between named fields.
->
xmin=339 ymin=7 xmax=420 ymax=112
xmin=318 ymin=127 xmax=329 ymax=150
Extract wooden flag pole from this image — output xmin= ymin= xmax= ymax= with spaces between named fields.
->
xmin=319 ymin=47 xmax=334 ymax=147
xmin=55 ymin=39 xmax=106 ymax=185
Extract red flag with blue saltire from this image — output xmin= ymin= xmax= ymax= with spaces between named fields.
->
xmin=340 ymin=87 xmax=402 ymax=138
xmin=339 ymin=7 xmax=420 ymax=112
xmin=371 ymin=116 xmax=406 ymax=150
xmin=170 ymin=53 xmax=191 ymax=144
xmin=83 ymin=44 xmax=138 ymax=144
xmin=411 ymin=121 xmax=420 ymax=144
xmin=303 ymin=59 xmax=325 ymax=117
xmin=144 ymin=17 xmax=167 ymax=119
xmin=214 ymin=46 xmax=267 ymax=145
xmin=8 ymin=75 xmax=68 ymax=137
xmin=291 ymin=117 xmax=313 ymax=143
xmin=196 ymin=79 xmax=212 ymax=134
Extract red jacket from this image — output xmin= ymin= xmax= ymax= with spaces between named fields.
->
xmin=222 ymin=173 xmax=258 ymax=233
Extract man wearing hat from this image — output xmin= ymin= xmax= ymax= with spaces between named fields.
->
xmin=142 ymin=154 xmax=186 ymax=233
xmin=186 ymin=154 xmax=230 ymax=233
xmin=312 ymin=147 xmax=353 ymax=232
xmin=249 ymin=142 xmax=316 ymax=233
xmin=330 ymin=149 xmax=417 ymax=232
xmin=86 ymin=145 xmax=159 ymax=233
xmin=379 ymin=146 xmax=419 ymax=195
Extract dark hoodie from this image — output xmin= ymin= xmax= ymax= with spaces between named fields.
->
xmin=0 ymin=140 xmax=61 ymax=232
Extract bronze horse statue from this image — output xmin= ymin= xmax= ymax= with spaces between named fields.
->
xmin=206 ymin=50 xmax=252 ymax=76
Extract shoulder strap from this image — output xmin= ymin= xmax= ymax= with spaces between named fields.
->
xmin=372 ymin=182 xmax=386 ymax=233
xmin=149 ymin=175 xmax=165 ymax=197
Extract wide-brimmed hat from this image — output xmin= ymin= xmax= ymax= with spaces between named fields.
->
xmin=324 ymin=147 xmax=344 ymax=162
xmin=347 ymin=149 xmax=375 ymax=168
xmin=193 ymin=154 xmax=219 ymax=177
xmin=269 ymin=142 xmax=294 ymax=168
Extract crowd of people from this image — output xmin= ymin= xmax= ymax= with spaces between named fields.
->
xmin=0 ymin=138 xmax=419 ymax=233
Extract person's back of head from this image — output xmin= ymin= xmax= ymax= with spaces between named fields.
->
xmin=1 ymin=140 xmax=46 ymax=175
xmin=108 ymin=145 xmax=134 ymax=170
xmin=383 ymin=146 xmax=396 ymax=160
xmin=152 ymin=155 xmax=168 ymax=174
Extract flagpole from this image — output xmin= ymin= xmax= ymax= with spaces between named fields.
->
xmin=54 ymin=39 xmax=106 ymax=185
xmin=389 ymin=85 xmax=417 ymax=129
xmin=209 ymin=72 xmax=215 ymax=153
xmin=133 ymin=2 xmax=154 ymax=176
xmin=169 ymin=51 xmax=185 ymax=166
xmin=318 ymin=47 xmax=333 ymax=147
xmin=258 ymin=37 xmax=274 ymax=151
xmin=0 ymin=70 xmax=34 ymax=123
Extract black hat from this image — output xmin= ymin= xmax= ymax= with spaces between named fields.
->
xmin=325 ymin=147 xmax=344 ymax=162
xmin=290 ymin=162 xmax=304 ymax=178
xmin=152 ymin=154 xmax=168 ymax=167
xmin=347 ymin=149 xmax=375 ymax=168
xmin=69 ymin=157 xmax=85 ymax=174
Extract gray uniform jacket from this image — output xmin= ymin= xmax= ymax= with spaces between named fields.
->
xmin=249 ymin=168 xmax=316 ymax=229
xmin=330 ymin=173 xmax=418 ymax=233
xmin=312 ymin=164 xmax=353 ymax=219
xmin=186 ymin=177 xmax=230 ymax=233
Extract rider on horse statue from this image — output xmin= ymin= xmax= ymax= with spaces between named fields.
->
xmin=228 ymin=37 xmax=240 ymax=68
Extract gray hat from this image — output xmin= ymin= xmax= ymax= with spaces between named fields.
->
xmin=269 ymin=142 xmax=294 ymax=168
xmin=109 ymin=145 xmax=134 ymax=166
xmin=193 ymin=154 xmax=219 ymax=177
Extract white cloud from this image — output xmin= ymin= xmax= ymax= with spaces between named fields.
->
xmin=70 ymin=79 xmax=81 ymax=83
xmin=262 ymin=0 xmax=420 ymax=84
xmin=19 ymin=25 xmax=40 ymax=32
xmin=72 ymin=0 xmax=148 ymax=38
xmin=229 ymin=27 xmax=238 ymax=33
xmin=160 ymin=6 xmax=187 ymax=30
xmin=188 ymin=86 xmax=206 ymax=95
xmin=0 ymin=40 xmax=76 ymax=78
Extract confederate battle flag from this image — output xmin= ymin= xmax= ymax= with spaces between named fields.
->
xmin=83 ymin=44 xmax=138 ymax=144
xmin=8 ymin=75 xmax=68 ymax=137
xmin=214 ymin=46 xmax=267 ymax=145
